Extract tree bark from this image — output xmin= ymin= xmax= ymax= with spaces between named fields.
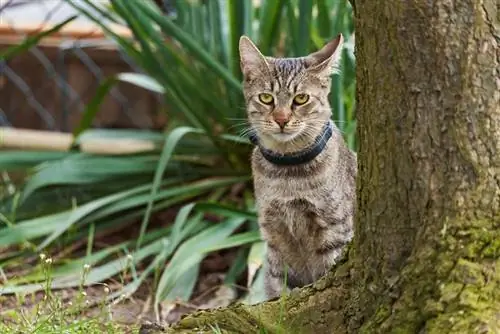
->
xmin=149 ymin=0 xmax=500 ymax=333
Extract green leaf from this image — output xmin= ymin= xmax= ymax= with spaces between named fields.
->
xmin=0 ymin=237 xmax=166 ymax=294
xmin=161 ymin=263 xmax=200 ymax=304
xmin=0 ymin=151 xmax=71 ymax=170
xmin=0 ymin=16 xmax=77 ymax=60
xmin=117 ymin=73 xmax=165 ymax=93
xmin=71 ymin=77 xmax=119 ymax=142
xmin=195 ymin=202 xmax=257 ymax=221
xmin=243 ymin=266 xmax=266 ymax=305
xmin=286 ymin=2 xmax=299 ymax=56
xmin=106 ymin=238 xmax=170 ymax=302
xmin=257 ymin=0 xmax=286 ymax=54
xmin=35 ymin=184 xmax=149 ymax=250
xmin=316 ymin=0 xmax=332 ymax=39
xmin=155 ymin=217 xmax=245 ymax=304
xmin=243 ymin=241 xmax=267 ymax=304
xmin=134 ymin=0 xmax=241 ymax=92
xmin=20 ymin=154 xmax=158 ymax=201
xmin=227 ymin=0 xmax=245 ymax=78
xmin=246 ymin=240 xmax=266 ymax=295
xmin=137 ymin=126 xmax=203 ymax=249
xmin=200 ymin=231 xmax=261 ymax=253
xmin=70 ymin=72 xmax=163 ymax=144
xmin=224 ymin=247 xmax=248 ymax=285
xmin=297 ymin=0 xmax=313 ymax=55
xmin=0 ymin=211 xmax=70 ymax=247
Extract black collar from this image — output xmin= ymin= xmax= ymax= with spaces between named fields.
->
xmin=248 ymin=121 xmax=333 ymax=166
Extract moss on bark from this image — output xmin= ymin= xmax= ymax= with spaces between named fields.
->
xmin=361 ymin=218 xmax=500 ymax=333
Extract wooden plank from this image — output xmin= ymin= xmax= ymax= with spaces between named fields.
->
xmin=0 ymin=127 xmax=157 ymax=155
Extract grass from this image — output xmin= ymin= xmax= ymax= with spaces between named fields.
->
xmin=1 ymin=306 xmax=131 ymax=334
xmin=0 ymin=0 xmax=356 ymax=327
xmin=0 ymin=254 xmax=139 ymax=334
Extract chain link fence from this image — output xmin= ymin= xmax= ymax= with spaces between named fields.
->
xmin=0 ymin=0 xmax=169 ymax=132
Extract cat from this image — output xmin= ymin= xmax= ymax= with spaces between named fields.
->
xmin=239 ymin=34 xmax=357 ymax=299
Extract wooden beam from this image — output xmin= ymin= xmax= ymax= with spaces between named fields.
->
xmin=0 ymin=127 xmax=157 ymax=155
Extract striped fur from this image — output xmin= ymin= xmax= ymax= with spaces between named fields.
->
xmin=239 ymin=35 xmax=357 ymax=299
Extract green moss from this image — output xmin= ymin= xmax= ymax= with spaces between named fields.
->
xmin=451 ymin=259 xmax=485 ymax=285
xmin=427 ymin=309 xmax=500 ymax=334
xmin=423 ymin=300 xmax=444 ymax=316
xmin=371 ymin=305 xmax=391 ymax=324
xmin=359 ymin=217 xmax=500 ymax=333
xmin=426 ymin=230 xmax=500 ymax=334
xmin=482 ymin=237 xmax=500 ymax=257
xmin=435 ymin=256 xmax=455 ymax=277
xmin=439 ymin=282 xmax=463 ymax=303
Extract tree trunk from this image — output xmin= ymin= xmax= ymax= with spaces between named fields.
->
xmin=151 ymin=0 xmax=500 ymax=333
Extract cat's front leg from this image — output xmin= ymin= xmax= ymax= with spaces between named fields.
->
xmin=264 ymin=245 xmax=289 ymax=300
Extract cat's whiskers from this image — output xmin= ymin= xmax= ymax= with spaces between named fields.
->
xmin=238 ymin=127 xmax=256 ymax=138
xmin=228 ymin=121 xmax=252 ymax=132
xmin=237 ymin=120 xmax=269 ymax=139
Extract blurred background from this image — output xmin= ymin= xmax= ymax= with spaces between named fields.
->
xmin=1 ymin=0 xmax=165 ymax=131
xmin=0 ymin=0 xmax=356 ymax=326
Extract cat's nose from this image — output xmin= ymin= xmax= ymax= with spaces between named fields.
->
xmin=274 ymin=117 xmax=289 ymax=129
xmin=273 ymin=112 xmax=290 ymax=129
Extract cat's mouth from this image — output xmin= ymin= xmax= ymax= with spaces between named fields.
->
xmin=270 ymin=131 xmax=299 ymax=142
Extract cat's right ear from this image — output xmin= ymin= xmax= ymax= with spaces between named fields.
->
xmin=305 ymin=34 xmax=344 ymax=77
xmin=239 ymin=36 xmax=269 ymax=79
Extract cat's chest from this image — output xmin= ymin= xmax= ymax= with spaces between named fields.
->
xmin=259 ymin=196 xmax=327 ymax=238
xmin=253 ymin=170 xmax=331 ymax=227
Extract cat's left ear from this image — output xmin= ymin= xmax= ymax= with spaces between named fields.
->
xmin=305 ymin=34 xmax=344 ymax=76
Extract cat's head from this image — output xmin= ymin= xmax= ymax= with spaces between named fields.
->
xmin=239 ymin=35 xmax=343 ymax=149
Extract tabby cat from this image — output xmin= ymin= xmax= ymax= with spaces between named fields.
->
xmin=239 ymin=34 xmax=357 ymax=299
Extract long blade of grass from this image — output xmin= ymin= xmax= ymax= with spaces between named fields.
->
xmin=0 ymin=211 xmax=70 ymax=247
xmin=0 ymin=151 xmax=71 ymax=170
xmin=286 ymin=2 xmax=299 ymax=56
xmin=195 ymin=202 xmax=257 ymax=221
xmin=106 ymin=237 xmax=170 ymax=302
xmin=155 ymin=217 xmax=245 ymax=303
xmin=133 ymin=0 xmax=241 ymax=91
xmin=137 ymin=126 xmax=203 ymax=249
xmin=227 ymin=0 xmax=245 ymax=78
xmin=35 ymin=184 xmax=151 ymax=250
xmin=242 ymin=266 xmax=266 ymax=305
xmin=66 ymin=0 xmax=141 ymax=61
xmin=200 ymin=231 xmax=261 ymax=253
xmin=20 ymin=154 xmax=159 ymax=201
xmin=0 ymin=237 xmax=166 ymax=294
xmin=71 ymin=77 xmax=120 ymax=142
xmin=116 ymin=73 xmax=164 ymax=94
xmin=114 ymin=0 xmax=216 ymax=131
xmin=0 ymin=16 xmax=77 ymax=60
xmin=207 ymin=0 xmax=227 ymax=65
xmin=160 ymin=263 xmax=200 ymax=305
xmin=224 ymin=247 xmax=248 ymax=285
xmin=257 ymin=0 xmax=286 ymax=54
xmin=297 ymin=0 xmax=313 ymax=55
xmin=247 ymin=241 xmax=266 ymax=287
xmin=316 ymin=0 xmax=332 ymax=39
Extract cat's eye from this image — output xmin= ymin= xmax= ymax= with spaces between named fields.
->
xmin=293 ymin=94 xmax=310 ymax=105
xmin=258 ymin=93 xmax=274 ymax=105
